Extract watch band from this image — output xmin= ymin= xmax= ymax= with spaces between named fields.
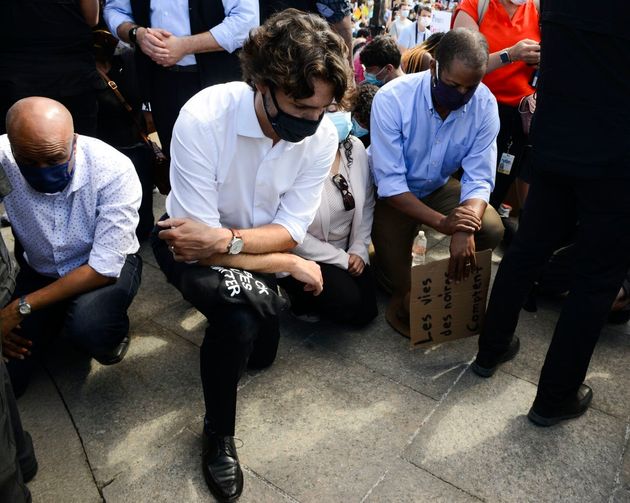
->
xmin=128 ymin=26 xmax=139 ymax=45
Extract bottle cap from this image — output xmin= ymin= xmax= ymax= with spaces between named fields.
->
xmin=418 ymin=230 xmax=425 ymax=237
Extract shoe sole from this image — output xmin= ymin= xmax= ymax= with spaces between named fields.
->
xmin=527 ymin=390 xmax=593 ymax=427
xmin=471 ymin=338 xmax=521 ymax=378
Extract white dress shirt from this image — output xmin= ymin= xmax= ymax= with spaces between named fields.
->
xmin=104 ymin=0 xmax=258 ymax=66
xmin=166 ymin=82 xmax=339 ymax=244
xmin=0 ymin=135 xmax=141 ymax=278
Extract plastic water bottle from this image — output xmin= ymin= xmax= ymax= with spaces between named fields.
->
xmin=411 ymin=230 xmax=427 ymax=267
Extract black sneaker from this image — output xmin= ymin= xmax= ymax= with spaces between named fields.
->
xmin=527 ymin=384 xmax=593 ymax=427
xmin=471 ymin=337 xmax=520 ymax=378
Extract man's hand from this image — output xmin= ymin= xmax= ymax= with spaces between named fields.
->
xmin=288 ymin=257 xmax=324 ymax=296
xmin=156 ymin=34 xmax=190 ymax=67
xmin=508 ymin=39 xmax=541 ymax=65
xmin=1 ymin=300 xmax=31 ymax=360
xmin=137 ymin=27 xmax=171 ymax=61
xmin=158 ymin=218 xmax=231 ymax=262
xmin=448 ymin=232 xmax=476 ymax=282
xmin=348 ymin=254 xmax=365 ymax=277
xmin=437 ymin=206 xmax=482 ymax=235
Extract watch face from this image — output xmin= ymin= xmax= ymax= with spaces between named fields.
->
xmin=19 ymin=304 xmax=31 ymax=315
xmin=229 ymin=238 xmax=244 ymax=255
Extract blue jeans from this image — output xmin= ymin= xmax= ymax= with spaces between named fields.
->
xmin=6 ymin=254 xmax=142 ymax=398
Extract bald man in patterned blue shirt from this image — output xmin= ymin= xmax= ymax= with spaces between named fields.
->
xmin=0 ymin=97 xmax=143 ymax=397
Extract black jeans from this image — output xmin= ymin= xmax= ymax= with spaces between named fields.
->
xmin=6 ymin=254 xmax=143 ymax=398
xmin=151 ymin=224 xmax=280 ymax=436
xmin=279 ymin=263 xmax=378 ymax=327
xmin=479 ymin=169 xmax=630 ymax=405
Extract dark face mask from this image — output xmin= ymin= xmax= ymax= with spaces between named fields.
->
xmin=263 ymin=88 xmax=324 ymax=143
xmin=432 ymin=62 xmax=478 ymax=111
xmin=17 ymin=139 xmax=75 ymax=193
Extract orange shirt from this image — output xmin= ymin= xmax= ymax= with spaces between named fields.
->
xmin=454 ymin=0 xmax=540 ymax=106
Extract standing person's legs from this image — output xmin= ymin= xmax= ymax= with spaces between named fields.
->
xmin=476 ymin=171 xmax=577 ymax=359
xmin=150 ymin=69 xmax=200 ymax=158
xmin=56 ymin=91 xmax=98 ymax=137
xmin=535 ymin=175 xmax=630 ymax=407
xmin=63 ymin=254 xmax=143 ymax=364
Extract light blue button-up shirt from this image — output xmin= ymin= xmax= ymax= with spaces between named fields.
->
xmin=104 ymin=0 xmax=258 ymax=66
xmin=369 ymin=70 xmax=500 ymax=203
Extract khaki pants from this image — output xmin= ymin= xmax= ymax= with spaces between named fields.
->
xmin=372 ymin=178 xmax=504 ymax=297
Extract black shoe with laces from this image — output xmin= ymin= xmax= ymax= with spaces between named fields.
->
xmin=527 ymin=384 xmax=593 ymax=427
xmin=471 ymin=337 xmax=520 ymax=378
xmin=202 ymin=431 xmax=243 ymax=502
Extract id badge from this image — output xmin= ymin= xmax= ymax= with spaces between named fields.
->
xmin=498 ymin=152 xmax=516 ymax=175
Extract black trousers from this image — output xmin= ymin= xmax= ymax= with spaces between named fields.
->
xmin=479 ymin=169 xmax=630 ymax=405
xmin=151 ymin=226 xmax=280 ymax=437
xmin=0 ymin=357 xmax=34 ymax=503
xmin=489 ymin=103 xmax=530 ymax=210
xmin=279 ymin=263 xmax=378 ymax=327
xmin=150 ymin=68 xmax=201 ymax=159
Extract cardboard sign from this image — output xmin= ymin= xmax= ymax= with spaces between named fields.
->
xmin=430 ymin=11 xmax=453 ymax=34
xmin=409 ymin=249 xmax=491 ymax=347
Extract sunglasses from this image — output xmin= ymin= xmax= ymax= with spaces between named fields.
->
xmin=331 ymin=173 xmax=355 ymax=211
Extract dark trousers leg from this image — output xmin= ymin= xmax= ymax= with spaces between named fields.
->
xmin=0 ymin=360 xmax=31 ymax=503
xmin=151 ymin=227 xmax=279 ymax=436
xmin=479 ymin=171 xmax=576 ymax=355
xmin=489 ymin=104 xmax=528 ymax=210
xmin=280 ymin=263 xmax=378 ymax=327
xmin=55 ymin=92 xmax=98 ymax=137
xmin=536 ymin=176 xmax=630 ymax=404
xmin=150 ymin=70 xmax=200 ymax=157
xmin=118 ymin=145 xmax=155 ymax=240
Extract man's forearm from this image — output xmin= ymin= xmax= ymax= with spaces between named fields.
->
xmin=239 ymin=224 xmax=296 ymax=254
xmin=79 ymin=0 xmax=99 ymax=27
xmin=330 ymin=16 xmax=354 ymax=66
xmin=460 ymin=198 xmax=487 ymax=220
xmin=385 ymin=192 xmax=446 ymax=230
xmin=116 ymin=21 xmax=137 ymax=43
xmin=14 ymin=264 xmax=114 ymax=314
xmin=181 ymin=31 xmax=225 ymax=54
xmin=199 ymin=251 xmax=297 ymax=274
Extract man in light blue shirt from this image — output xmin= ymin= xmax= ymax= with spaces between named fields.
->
xmin=369 ymin=28 xmax=503 ymax=335
xmin=103 ymin=0 xmax=258 ymax=175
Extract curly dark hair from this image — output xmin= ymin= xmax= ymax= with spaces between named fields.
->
xmin=240 ymin=9 xmax=354 ymax=109
xmin=353 ymin=83 xmax=379 ymax=130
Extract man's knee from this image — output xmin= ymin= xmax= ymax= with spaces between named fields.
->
xmin=476 ymin=205 xmax=504 ymax=251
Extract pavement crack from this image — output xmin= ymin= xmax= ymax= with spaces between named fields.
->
xmin=241 ymin=465 xmax=302 ymax=503
xmin=44 ymin=366 xmax=106 ymax=503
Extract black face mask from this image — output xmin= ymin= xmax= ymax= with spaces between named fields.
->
xmin=263 ymin=88 xmax=324 ymax=143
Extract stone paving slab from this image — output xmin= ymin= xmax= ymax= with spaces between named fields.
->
xmin=405 ymin=369 xmax=627 ymax=503
xmin=43 ymin=320 xmax=205 ymax=486
xmin=363 ymin=457 xmax=481 ymax=503
xmin=235 ymin=339 xmax=436 ymax=503
xmin=101 ymin=427 xmax=294 ymax=503
xmin=18 ymin=369 xmax=102 ymax=503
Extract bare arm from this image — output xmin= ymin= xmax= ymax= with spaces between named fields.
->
xmin=1 ymin=265 xmax=114 ymax=359
xmin=157 ymin=219 xmax=296 ymax=262
xmin=79 ymin=0 xmax=99 ymax=27
xmin=384 ymin=192 xmax=482 ymax=235
xmin=200 ymin=252 xmax=324 ymax=296
xmin=453 ymin=11 xmax=540 ymax=73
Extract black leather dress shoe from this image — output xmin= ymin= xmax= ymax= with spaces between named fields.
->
xmin=528 ymin=384 xmax=593 ymax=427
xmin=202 ymin=432 xmax=243 ymax=502
xmin=471 ymin=337 xmax=520 ymax=378
xmin=94 ymin=336 xmax=130 ymax=366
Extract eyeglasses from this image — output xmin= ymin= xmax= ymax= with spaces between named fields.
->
xmin=331 ymin=173 xmax=355 ymax=211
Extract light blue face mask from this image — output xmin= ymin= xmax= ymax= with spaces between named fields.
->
xmin=363 ymin=66 xmax=387 ymax=87
xmin=327 ymin=111 xmax=353 ymax=143
xmin=351 ymin=118 xmax=369 ymax=138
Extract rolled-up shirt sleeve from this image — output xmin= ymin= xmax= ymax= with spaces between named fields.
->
xmin=459 ymin=101 xmax=500 ymax=203
xmin=89 ymin=159 xmax=141 ymax=278
xmin=103 ymin=0 xmax=135 ymax=38
xmin=211 ymin=0 xmax=259 ymax=53
xmin=315 ymin=0 xmax=352 ymax=23
xmin=369 ymin=91 xmax=410 ymax=198
xmin=273 ymin=127 xmax=338 ymax=244
xmin=166 ymin=109 xmax=222 ymax=227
